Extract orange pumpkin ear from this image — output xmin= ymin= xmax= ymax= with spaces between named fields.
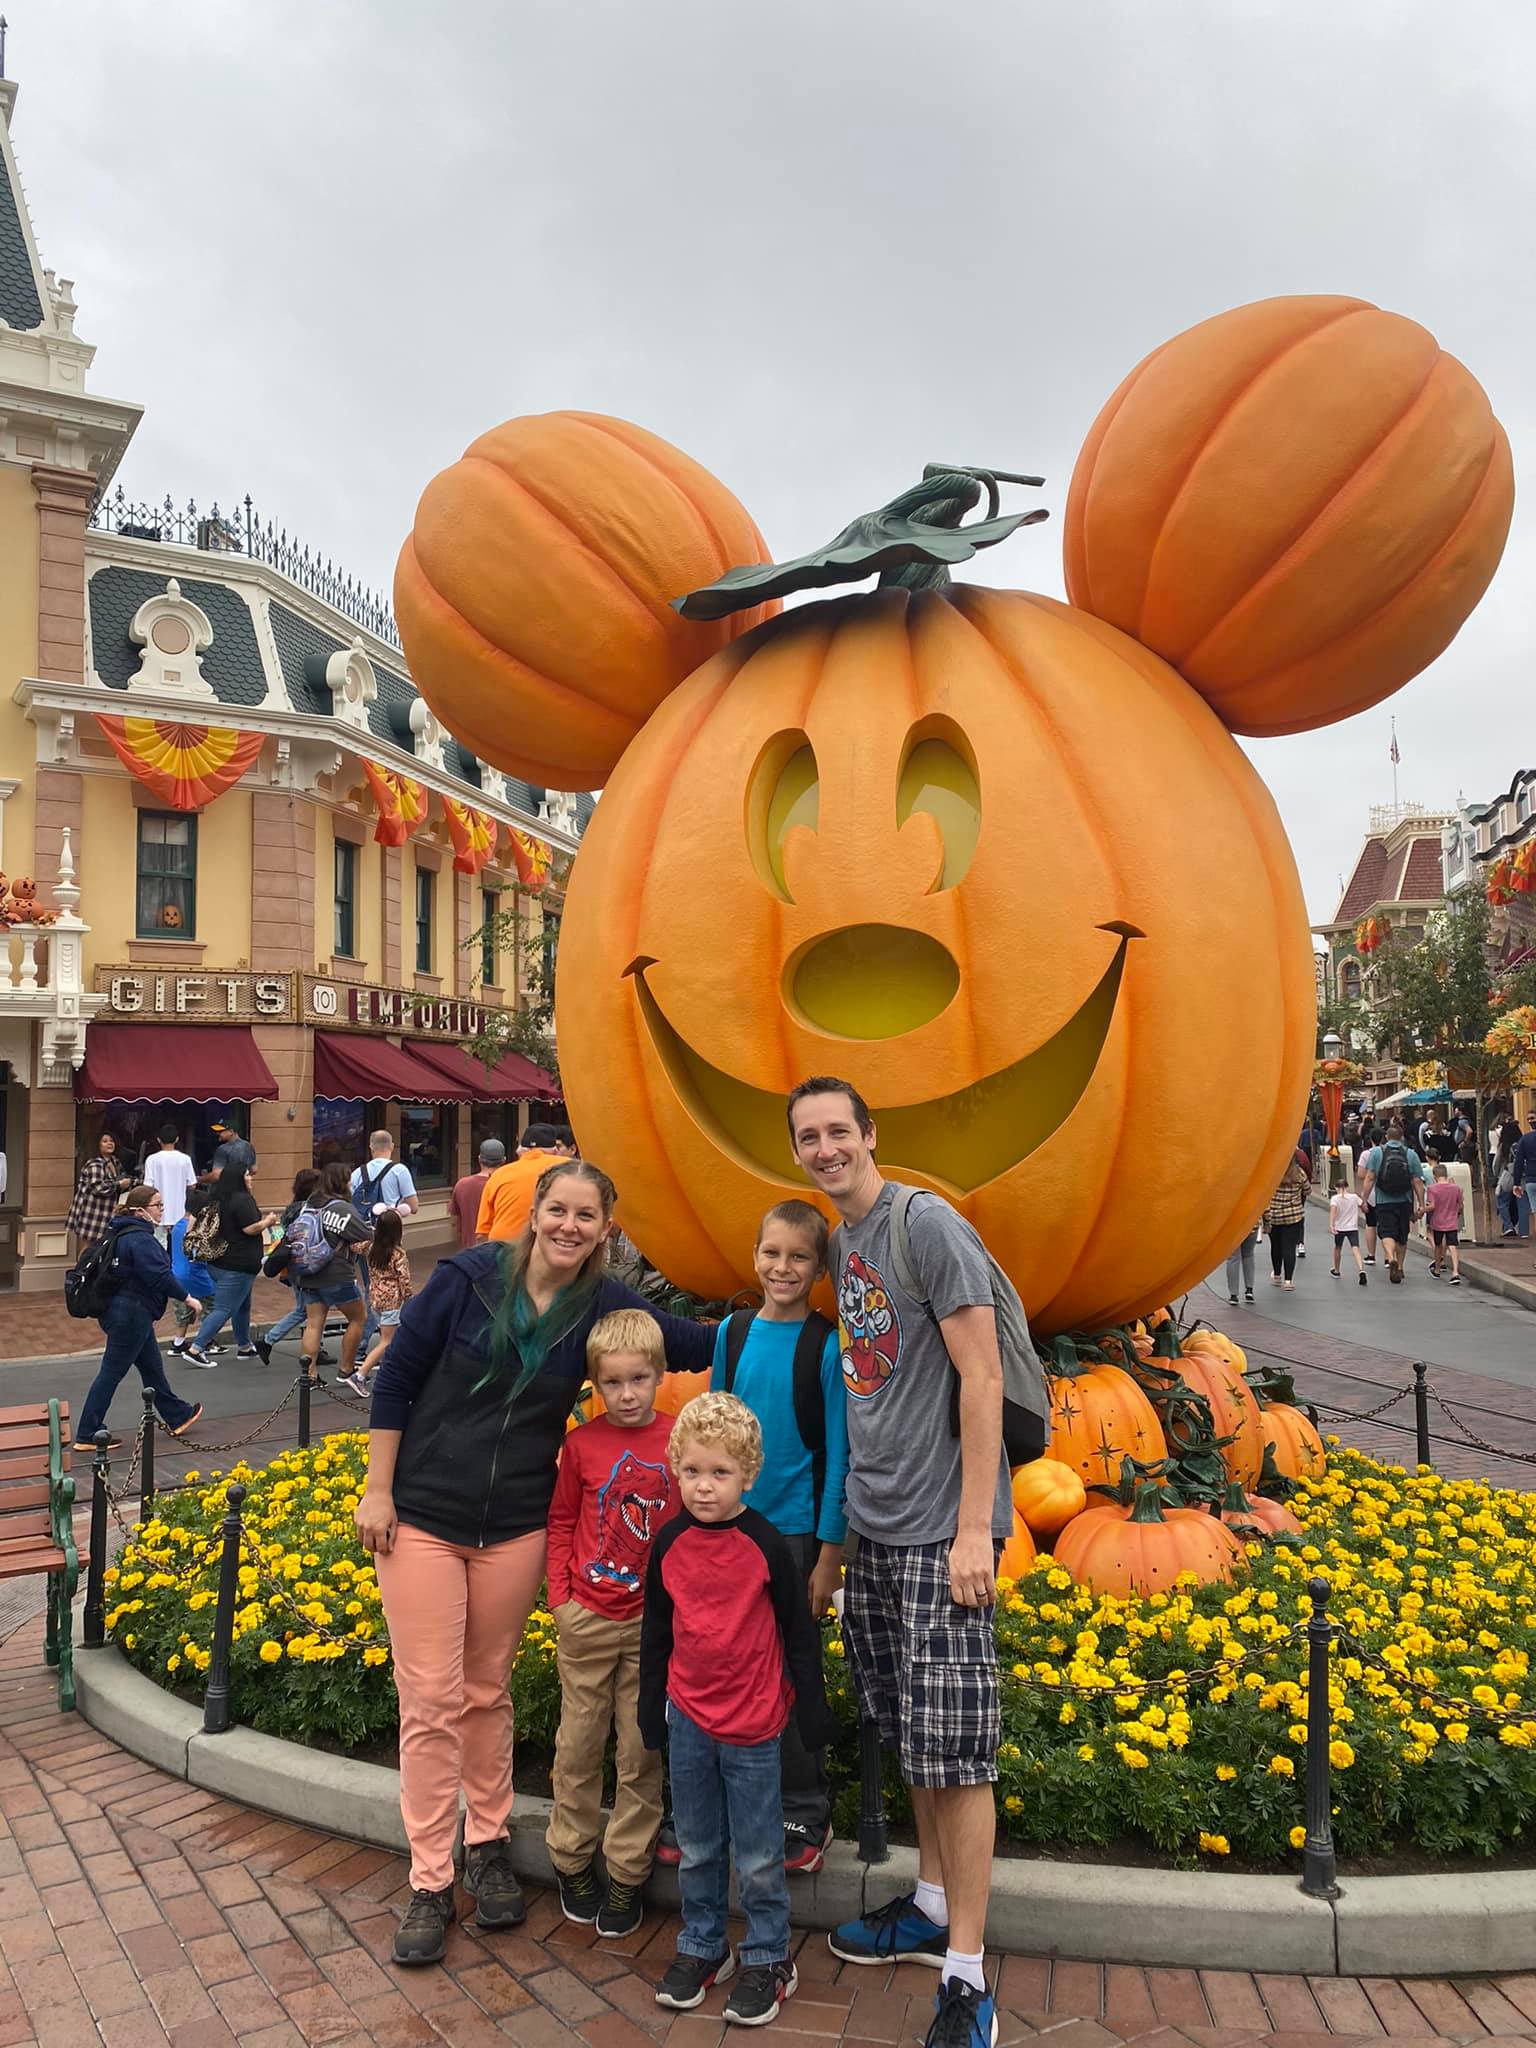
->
xmin=1062 ymin=296 xmax=1514 ymax=737
xmin=394 ymin=411 xmax=778 ymax=790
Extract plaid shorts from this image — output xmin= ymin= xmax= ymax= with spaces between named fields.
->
xmin=844 ymin=1537 xmax=999 ymax=1788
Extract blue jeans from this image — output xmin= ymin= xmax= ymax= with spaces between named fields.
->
xmin=667 ymin=1702 xmax=788 ymax=1968
xmin=193 ymin=1268 xmax=255 ymax=1351
xmin=358 ymin=1256 xmax=380 ymax=1348
xmin=1519 ymin=1188 xmax=1532 ymax=1240
xmin=1498 ymin=1189 xmax=1521 ymax=1235
xmin=265 ymin=1293 xmax=306 ymax=1344
xmin=79 ymin=1296 xmax=200 ymax=1443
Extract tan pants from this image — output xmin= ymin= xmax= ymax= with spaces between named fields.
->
xmin=545 ymin=1601 xmax=661 ymax=1884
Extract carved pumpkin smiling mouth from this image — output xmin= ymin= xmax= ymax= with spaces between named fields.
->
xmin=624 ymin=920 xmax=1142 ymax=1197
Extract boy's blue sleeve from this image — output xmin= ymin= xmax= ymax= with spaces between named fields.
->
xmin=816 ymin=1329 xmax=849 ymax=1546
xmin=708 ymin=1318 xmax=727 ymax=1392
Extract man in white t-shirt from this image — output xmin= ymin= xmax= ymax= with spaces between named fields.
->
xmin=142 ymin=1124 xmax=199 ymax=1240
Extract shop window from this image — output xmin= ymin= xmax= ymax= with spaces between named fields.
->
xmin=471 ymin=1100 xmax=515 ymax=1161
xmin=334 ymin=840 xmax=357 ymax=959
xmin=401 ymin=1102 xmax=449 ymax=1187
xmin=136 ymin=813 xmax=197 ymax=937
xmin=1341 ymin=961 xmax=1361 ymax=1002
xmin=415 ymin=865 xmax=434 ymax=974
xmin=481 ymin=887 xmax=499 ymax=985
xmin=313 ymin=1096 xmax=384 ymax=1172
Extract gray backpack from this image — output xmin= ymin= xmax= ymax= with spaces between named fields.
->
xmin=881 ymin=1183 xmax=1050 ymax=1465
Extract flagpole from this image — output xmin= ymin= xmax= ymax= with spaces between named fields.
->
xmin=1391 ymin=716 xmax=1399 ymax=813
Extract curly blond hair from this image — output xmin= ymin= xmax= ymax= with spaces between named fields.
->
xmin=586 ymin=1306 xmax=664 ymax=1377
xmin=669 ymin=1391 xmax=763 ymax=1485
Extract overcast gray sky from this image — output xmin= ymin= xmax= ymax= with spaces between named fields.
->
xmin=14 ymin=0 xmax=1532 ymax=924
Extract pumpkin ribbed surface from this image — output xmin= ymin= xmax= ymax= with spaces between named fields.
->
xmin=1052 ymin=1495 xmax=1246 ymax=1598
xmin=1260 ymin=1402 xmax=1328 ymax=1484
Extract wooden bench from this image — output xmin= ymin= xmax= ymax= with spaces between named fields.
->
xmin=0 ymin=1403 xmax=77 ymax=1710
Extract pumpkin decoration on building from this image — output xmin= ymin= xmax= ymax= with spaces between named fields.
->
xmin=401 ymin=295 xmax=1510 ymax=1337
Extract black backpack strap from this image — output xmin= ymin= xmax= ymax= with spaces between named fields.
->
xmin=721 ymin=1309 xmax=754 ymax=1393
xmin=792 ymin=1311 xmax=835 ymax=1530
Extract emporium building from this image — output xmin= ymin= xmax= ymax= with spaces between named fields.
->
xmin=0 ymin=68 xmax=587 ymax=1288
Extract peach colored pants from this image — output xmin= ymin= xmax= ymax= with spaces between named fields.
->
xmin=376 ymin=1520 xmax=547 ymax=1893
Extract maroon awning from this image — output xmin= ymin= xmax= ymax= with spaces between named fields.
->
xmin=313 ymin=1031 xmax=474 ymax=1103
xmin=74 ymin=1024 xmax=279 ymax=1104
xmin=407 ymin=1039 xmax=559 ymax=1102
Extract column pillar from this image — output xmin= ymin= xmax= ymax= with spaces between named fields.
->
xmin=249 ymin=794 xmax=316 ymax=1196
xmin=381 ymin=847 xmax=401 ymax=982
xmin=455 ymin=872 xmax=473 ymax=995
xmin=31 ymin=467 xmax=94 ymax=685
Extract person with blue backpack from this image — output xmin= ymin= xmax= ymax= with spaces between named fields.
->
xmin=289 ymin=1161 xmax=374 ymax=1384
xmin=70 ymin=1184 xmax=204 ymax=1454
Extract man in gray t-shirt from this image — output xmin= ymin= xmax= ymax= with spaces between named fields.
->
xmin=788 ymin=1075 xmax=1006 ymax=2045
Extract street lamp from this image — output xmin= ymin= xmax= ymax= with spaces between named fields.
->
xmin=1318 ymin=1031 xmax=1346 ymax=1158
xmin=1322 ymin=1029 xmax=1343 ymax=1061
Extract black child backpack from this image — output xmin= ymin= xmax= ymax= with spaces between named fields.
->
xmin=723 ymin=1309 xmax=836 ymax=1526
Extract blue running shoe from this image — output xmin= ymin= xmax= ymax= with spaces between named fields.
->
xmin=926 ymin=1977 xmax=998 ymax=2048
xmin=828 ymin=1892 xmax=947 ymax=1966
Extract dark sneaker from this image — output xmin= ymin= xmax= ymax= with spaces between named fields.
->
xmin=783 ymin=1821 xmax=831 ymax=1874
xmin=463 ymin=1836 xmax=524 ymax=1930
xmin=557 ymin=1862 xmax=603 ymax=1925
xmin=654 ymin=1816 xmax=681 ymax=1865
xmin=724 ymin=1960 xmax=797 ymax=2026
xmin=656 ymin=1951 xmax=734 ymax=2010
xmin=254 ymin=1338 xmax=273 ymax=1365
xmin=829 ymin=1892 xmax=947 ymax=1967
xmin=393 ymin=1885 xmax=455 ymax=1965
xmin=181 ymin=1346 xmax=217 ymax=1369
xmin=73 ymin=1435 xmax=122 ymax=1455
xmin=169 ymin=1405 xmax=203 ymax=1439
xmin=926 ymin=1977 xmax=998 ymax=2048
xmin=596 ymin=1876 xmax=645 ymax=1938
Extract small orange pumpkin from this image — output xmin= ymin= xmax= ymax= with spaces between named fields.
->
xmin=1218 ymin=1478 xmax=1303 ymax=1540
xmin=1064 ymin=295 xmax=1514 ymax=738
xmin=1048 ymin=1358 xmax=1167 ymax=1491
xmin=998 ymin=1512 xmax=1038 ymax=1580
xmin=1259 ymin=1401 xmax=1327 ymax=1484
xmin=395 ymin=411 xmax=778 ymax=789
xmin=1012 ymin=1458 xmax=1088 ymax=1540
xmin=653 ymin=1368 xmax=713 ymax=1419
xmin=1052 ymin=1483 xmax=1247 ymax=1598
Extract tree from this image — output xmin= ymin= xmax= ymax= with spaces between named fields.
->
xmin=1315 ymin=993 xmax=1366 ymax=1058
xmin=461 ymin=892 xmax=560 ymax=1091
xmin=1365 ymin=894 xmax=1536 ymax=1185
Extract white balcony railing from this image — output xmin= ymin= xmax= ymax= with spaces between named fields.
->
xmin=0 ymin=830 xmax=106 ymax=1075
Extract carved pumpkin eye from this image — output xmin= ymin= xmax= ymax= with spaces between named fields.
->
xmin=747 ymin=732 xmax=819 ymax=901
xmin=897 ymin=720 xmax=980 ymax=892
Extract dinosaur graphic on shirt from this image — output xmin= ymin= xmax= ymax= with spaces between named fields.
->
xmin=584 ymin=1449 xmax=673 ymax=1593
xmin=838 ymin=1248 xmax=901 ymax=1401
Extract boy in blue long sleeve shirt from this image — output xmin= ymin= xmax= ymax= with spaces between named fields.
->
xmin=708 ymin=1199 xmax=848 ymax=1873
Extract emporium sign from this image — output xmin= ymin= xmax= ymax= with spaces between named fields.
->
xmin=300 ymin=974 xmax=503 ymax=1040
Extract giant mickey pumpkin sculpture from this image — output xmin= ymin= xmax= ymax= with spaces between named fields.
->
xmin=397 ymin=296 xmax=1511 ymax=1337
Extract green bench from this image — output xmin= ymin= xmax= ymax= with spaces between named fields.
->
xmin=0 ymin=1401 xmax=78 ymax=1709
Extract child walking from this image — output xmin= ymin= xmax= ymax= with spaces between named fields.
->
xmin=343 ymin=1210 xmax=412 ymax=1399
xmin=1425 ymin=1162 xmax=1464 ymax=1284
xmin=546 ymin=1308 xmax=679 ymax=1937
xmin=1328 ymin=1175 xmax=1366 ymax=1285
xmin=708 ymin=1199 xmax=848 ymax=1874
xmin=168 ymin=1182 xmax=215 ymax=1352
xmin=642 ymin=1392 xmax=834 ymax=2029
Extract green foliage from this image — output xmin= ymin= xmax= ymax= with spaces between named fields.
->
xmin=463 ymin=893 xmax=560 ymax=1090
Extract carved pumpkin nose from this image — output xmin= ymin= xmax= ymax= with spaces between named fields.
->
xmin=785 ymin=925 xmax=959 ymax=1041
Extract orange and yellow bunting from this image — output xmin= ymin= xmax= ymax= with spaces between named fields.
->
xmin=1353 ymin=913 xmax=1390 ymax=955
xmin=1487 ymin=855 xmax=1518 ymax=907
xmin=359 ymin=760 xmax=427 ymax=847
xmin=94 ymin=715 xmax=265 ymax=811
xmin=1513 ymin=841 xmax=1536 ymax=894
xmin=442 ymin=797 xmax=496 ymax=876
xmin=506 ymin=827 xmax=552 ymax=891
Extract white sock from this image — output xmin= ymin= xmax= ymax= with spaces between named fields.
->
xmin=944 ymin=1947 xmax=986 ymax=1993
xmin=913 ymin=1878 xmax=948 ymax=1926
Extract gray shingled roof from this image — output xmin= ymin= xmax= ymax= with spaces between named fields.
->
xmin=88 ymin=566 xmax=268 ymax=706
xmin=0 ymin=143 xmax=43 ymax=331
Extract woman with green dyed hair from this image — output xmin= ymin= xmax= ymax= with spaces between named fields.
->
xmin=356 ymin=1158 xmax=713 ymax=1968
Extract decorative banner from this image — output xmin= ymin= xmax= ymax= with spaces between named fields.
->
xmin=1513 ymin=841 xmax=1536 ymax=894
xmin=442 ymin=796 xmax=495 ymax=875
xmin=507 ymin=827 xmax=552 ymax=891
xmin=95 ymin=714 xmax=264 ymax=811
xmin=1486 ymin=855 xmax=1518 ymax=907
xmin=359 ymin=760 xmax=427 ymax=847
xmin=1353 ymin=913 xmax=1390 ymax=955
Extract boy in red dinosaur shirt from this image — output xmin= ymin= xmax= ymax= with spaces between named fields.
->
xmin=641 ymin=1392 xmax=834 ymax=2029
xmin=546 ymin=1308 xmax=679 ymax=1939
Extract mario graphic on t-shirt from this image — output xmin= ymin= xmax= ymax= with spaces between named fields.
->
xmin=838 ymin=1249 xmax=901 ymax=1401
xmin=583 ymin=1450 xmax=673 ymax=1594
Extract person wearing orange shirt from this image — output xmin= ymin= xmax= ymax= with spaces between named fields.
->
xmin=476 ymin=1125 xmax=567 ymax=1242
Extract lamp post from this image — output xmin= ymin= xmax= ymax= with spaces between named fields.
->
xmin=1319 ymin=1031 xmax=1346 ymax=1158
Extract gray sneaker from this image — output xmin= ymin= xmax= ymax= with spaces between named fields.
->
xmin=463 ymin=1836 xmax=524 ymax=1930
xmin=393 ymin=1885 xmax=454 ymax=1966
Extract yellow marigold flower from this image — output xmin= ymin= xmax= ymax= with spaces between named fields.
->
xmin=1328 ymin=1741 xmax=1355 ymax=1770
xmin=1289 ymin=1825 xmax=1307 ymax=1850
xmin=165 ymin=1654 xmax=180 ymax=1672
xmin=259 ymin=1641 xmax=283 ymax=1663
xmin=1215 ymin=1764 xmax=1237 ymax=1782
xmin=1197 ymin=1833 xmax=1229 ymax=1856
xmin=363 ymin=1645 xmax=389 ymax=1667
xmin=1268 ymin=1754 xmax=1295 ymax=1778
xmin=1287 ymin=1723 xmax=1307 ymax=1745
xmin=1076 ymin=1743 xmax=1096 ymax=1762
xmin=1003 ymin=1796 xmax=1023 ymax=1816
xmin=1444 ymin=1722 xmax=1469 ymax=1743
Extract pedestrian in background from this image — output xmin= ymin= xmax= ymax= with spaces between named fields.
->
xmin=142 ymin=1124 xmax=197 ymax=1243
xmin=1224 ymin=1227 xmax=1257 ymax=1304
xmin=1263 ymin=1154 xmax=1310 ymax=1290
xmin=182 ymin=1165 xmax=277 ymax=1364
xmin=73 ymin=1185 xmax=203 ymax=1454
xmin=67 ymin=1132 xmax=131 ymax=1249
xmin=451 ymin=1139 xmax=505 ymax=1250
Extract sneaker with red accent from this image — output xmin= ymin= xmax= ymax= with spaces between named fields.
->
xmin=783 ymin=1821 xmax=831 ymax=1874
xmin=654 ymin=1817 xmax=681 ymax=1866
xmin=724 ymin=1960 xmax=797 ymax=2026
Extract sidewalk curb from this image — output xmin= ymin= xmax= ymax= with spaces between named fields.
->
xmin=73 ymin=1643 xmax=1536 ymax=1974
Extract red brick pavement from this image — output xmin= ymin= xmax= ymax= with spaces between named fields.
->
xmin=0 ymin=1619 xmax=1532 ymax=2043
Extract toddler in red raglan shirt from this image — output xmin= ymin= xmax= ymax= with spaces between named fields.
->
xmin=545 ymin=1308 xmax=680 ymax=1939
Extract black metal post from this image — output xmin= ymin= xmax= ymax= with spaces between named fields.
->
xmin=202 ymin=1482 xmax=248 ymax=1735
xmin=298 ymin=1374 xmax=312 ymax=1451
xmin=857 ymin=1716 xmax=889 ymax=1864
xmin=83 ymin=1431 xmax=111 ymax=1648
xmin=140 ymin=1390 xmax=157 ymax=1508
xmin=1413 ymin=1361 xmax=1432 ymax=1471
xmin=1300 ymin=1574 xmax=1339 ymax=1900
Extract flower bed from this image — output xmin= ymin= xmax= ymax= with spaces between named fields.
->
xmin=105 ymin=1435 xmax=1536 ymax=1863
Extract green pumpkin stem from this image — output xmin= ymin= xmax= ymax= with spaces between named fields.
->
xmin=1128 ymin=1481 xmax=1170 ymax=1526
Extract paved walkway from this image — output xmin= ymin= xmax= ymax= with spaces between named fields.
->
xmin=2 ymin=1606 xmax=1536 ymax=2047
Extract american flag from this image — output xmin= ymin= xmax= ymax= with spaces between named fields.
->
xmin=1389 ymin=725 xmax=1400 ymax=766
